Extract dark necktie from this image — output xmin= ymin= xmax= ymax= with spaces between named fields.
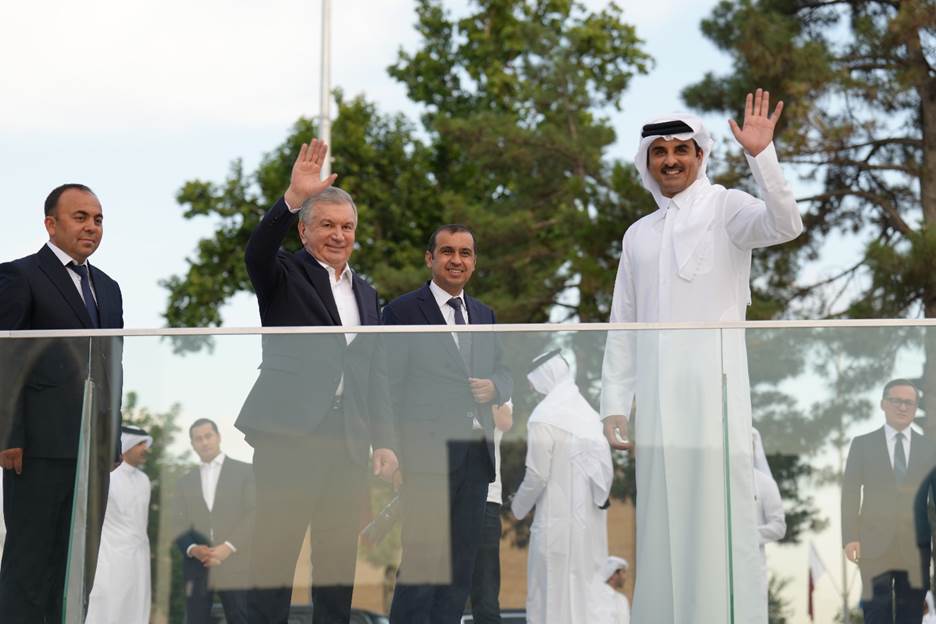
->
xmin=446 ymin=297 xmax=472 ymax=370
xmin=894 ymin=432 xmax=908 ymax=484
xmin=69 ymin=262 xmax=100 ymax=328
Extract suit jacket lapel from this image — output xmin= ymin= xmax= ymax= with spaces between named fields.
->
xmin=351 ymin=275 xmax=377 ymax=326
xmin=298 ymin=251 xmax=341 ymax=325
xmin=88 ymin=265 xmax=112 ymax=327
xmin=873 ymin=427 xmax=893 ymax=477
xmin=187 ymin=468 xmax=210 ymax=516
xmin=213 ymin=461 xmax=230 ymax=513
xmin=416 ymin=283 xmax=466 ymax=373
xmin=464 ymin=295 xmax=487 ymax=326
xmin=36 ymin=245 xmax=93 ymax=328
xmin=908 ymin=430 xmax=928 ymax=480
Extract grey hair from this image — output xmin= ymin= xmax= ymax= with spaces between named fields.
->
xmin=298 ymin=187 xmax=358 ymax=225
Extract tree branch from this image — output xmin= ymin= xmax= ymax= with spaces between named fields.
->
xmin=796 ymin=189 xmax=914 ymax=237
xmin=786 ymin=158 xmax=919 ymax=176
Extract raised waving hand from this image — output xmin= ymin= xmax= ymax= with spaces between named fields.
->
xmin=729 ymin=88 xmax=784 ymax=157
xmin=284 ymin=138 xmax=338 ymax=209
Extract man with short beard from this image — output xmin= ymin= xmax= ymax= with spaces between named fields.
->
xmin=600 ymin=89 xmax=803 ymax=623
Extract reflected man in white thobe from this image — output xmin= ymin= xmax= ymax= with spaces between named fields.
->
xmin=600 ymin=89 xmax=803 ymax=623
xmin=86 ymin=426 xmax=152 ymax=624
xmin=511 ymin=350 xmax=613 ymax=624
xmin=752 ymin=430 xmax=785 ymax=609
xmin=593 ymin=556 xmax=630 ymax=624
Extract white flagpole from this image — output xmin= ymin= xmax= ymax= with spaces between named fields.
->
xmin=319 ymin=0 xmax=332 ymax=178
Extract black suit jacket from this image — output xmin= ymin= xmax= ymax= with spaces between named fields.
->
xmin=842 ymin=426 xmax=936 ymax=581
xmin=235 ymin=198 xmax=396 ymax=462
xmin=0 ymin=245 xmax=123 ymax=459
xmin=173 ymin=456 xmax=255 ymax=590
xmin=381 ymin=282 xmax=512 ymax=478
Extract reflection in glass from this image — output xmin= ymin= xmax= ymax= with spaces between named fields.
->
xmin=511 ymin=350 xmax=612 ymax=622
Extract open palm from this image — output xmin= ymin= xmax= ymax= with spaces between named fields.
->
xmin=285 ymin=138 xmax=338 ymax=208
xmin=729 ymin=88 xmax=783 ymax=157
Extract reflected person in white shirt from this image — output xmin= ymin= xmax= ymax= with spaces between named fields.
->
xmin=173 ymin=419 xmax=255 ymax=624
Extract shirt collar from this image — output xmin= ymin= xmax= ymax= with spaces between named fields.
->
xmin=313 ymin=256 xmax=353 ymax=285
xmin=429 ymin=280 xmax=465 ymax=309
xmin=884 ymin=423 xmax=911 ymax=440
xmin=200 ymin=452 xmax=225 ymax=469
xmin=47 ymin=241 xmax=88 ymax=268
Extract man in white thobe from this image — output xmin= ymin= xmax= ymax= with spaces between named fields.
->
xmin=86 ymin=426 xmax=152 ymax=624
xmin=752 ymin=430 xmax=785 ymax=609
xmin=593 ymin=556 xmax=630 ymax=624
xmin=511 ymin=350 xmax=613 ymax=624
xmin=600 ymin=89 xmax=803 ymax=623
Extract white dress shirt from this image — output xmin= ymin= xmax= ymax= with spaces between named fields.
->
xmin=186 ymin=453 xmax=236 ymax=555
xmin=200 ymin=452 xmax=225 ymax=512
xmin=487 ymin=429 xmax=504 ymax=504
xmin=429 ymin=279 xmax=469 ymax=346
xmin=428 ymin=280 xmax=482 ymax=428
xmin=313 ymin=257 xmax=361 ymax=344
xmin=312 ymin=258 xmax=360 ymax=396
xmin=46 ymin=241 xmax=97 ymax=304
xmin=884 ymin=423 xmax=912 ymax=469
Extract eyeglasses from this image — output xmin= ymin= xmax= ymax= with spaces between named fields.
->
xmin=884 ymin=397 xmax=917 ymax=409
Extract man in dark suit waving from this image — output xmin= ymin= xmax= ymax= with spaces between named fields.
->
xmin=0 ymin=183 xmax=123 ymax=623
xmin=173 ymin=418 xmax=255 ymax=624
xmin=842 ymin=378 xmax=936 ymax=623
xmin=382 ymin=224 xmax=512 ymax=624
xmin=235 ymin=138 xmax=398 ymax=623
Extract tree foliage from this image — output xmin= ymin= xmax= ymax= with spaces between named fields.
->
xmin=161 ymin=95 xmax=436 ymax=339
xmin=161 ymin=0 xmax=653 ymax=333
xmin=684 ymin=0 xmax=936 ymax=559
xmin=684 ymin=0 xmax=935 ymax=320
xmin=387 ymin=0 xmax=652 ymax=321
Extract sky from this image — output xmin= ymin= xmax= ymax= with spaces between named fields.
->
xmin=0 ymin=0 xmax=868 ymax=619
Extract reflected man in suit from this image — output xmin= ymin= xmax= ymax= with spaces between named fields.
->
xmin=235 ymin=139 xmax=398 ymax=623
xmin=0 ymin=184 xmax=124 ymax=623
xmin=174 ymin=418 xmax=255 ymax=624
xmin=383 ymin=224 xmax=512 ymax=624
xmin=842 ymin=378 xmax=936 ymax=623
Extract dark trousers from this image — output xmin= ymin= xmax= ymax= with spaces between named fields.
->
xmin=247 ymin=407 xmax=367 ymax=624
xmin=469 ymin=501 xmax=502 ymax=623
xmin=0 ymin=457 xmax=108 ymax=624
xmin=390 ymin=440 xmax=489 ymax=624
xmin=860 ymin=564 xmax=925 ymax=624
xmin=186 ymin=578 xmax=248 ymax=624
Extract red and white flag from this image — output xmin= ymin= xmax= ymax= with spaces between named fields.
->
xmin=808 ymin=541 xmax=827 ymax=621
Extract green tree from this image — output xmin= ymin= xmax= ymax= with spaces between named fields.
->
xmin=767 ymin=573 xmax=794 ymax=624
xmin=161 ymin=0 xmax=653 ymax=331
xmin=682 ymin=0 xmax=936 ymax=421
xmin=387 ymin=0 xmax=652 ymax=321
xmin=161 ymin=95 xmax=437 ymax=352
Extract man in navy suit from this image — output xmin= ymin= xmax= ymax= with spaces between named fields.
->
xmin=382 ymin=224 xmax=512 ymax=624
xmin=173 ymin=418 xmax=255 ymax=624
xmin=842 ymin=378 xmax=936 ymax=624
xmin=235 ymin=139 xmax=398 ymax=624
xmin=0 ymin=183 xmax=124 ymax=623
